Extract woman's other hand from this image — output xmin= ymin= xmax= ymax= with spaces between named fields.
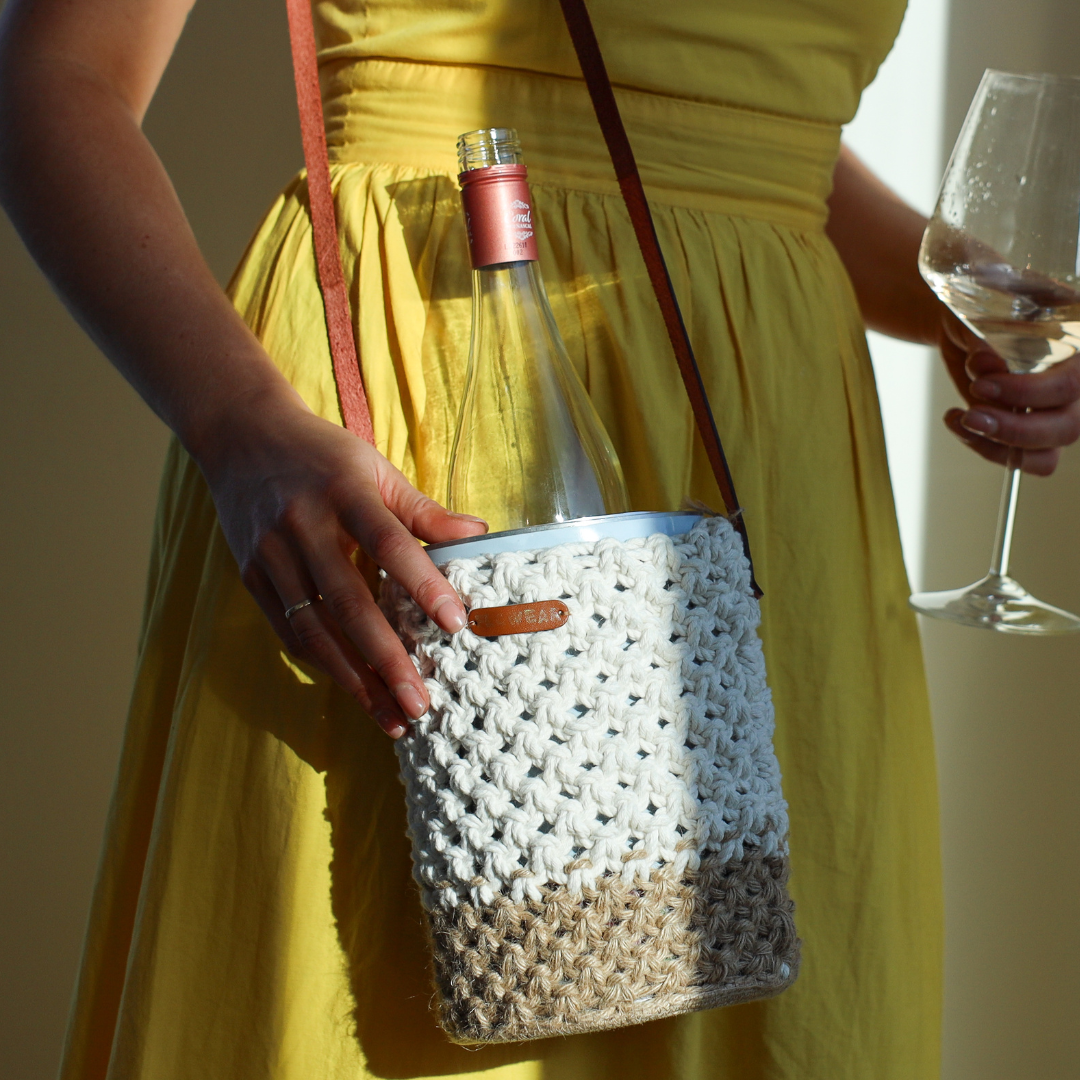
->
xmin=197 ymin=390 xmax=487 ymax=739
xmin=936 ymin=312 xmax=1080 ymax=475
xmin=826 ymin=146 xmax=1080 ymax=475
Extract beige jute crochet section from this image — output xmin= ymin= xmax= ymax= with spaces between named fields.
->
xmin=381 ymin=516 xmax=800 ymax=1042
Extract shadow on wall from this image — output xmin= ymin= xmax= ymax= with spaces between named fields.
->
xmin=922 ymin=2 xmax=1080 ymax=1079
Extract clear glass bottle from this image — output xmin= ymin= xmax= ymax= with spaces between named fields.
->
xmin=447 ymin=128 xmax=629 ymax=534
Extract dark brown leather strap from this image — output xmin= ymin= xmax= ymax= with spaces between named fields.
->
xmin=557 ymin=0 xmax=759 ymax=594
xmin=285 ymin=0 xmax=375 ymax=443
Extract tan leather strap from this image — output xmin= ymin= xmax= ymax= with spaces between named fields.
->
xmin=286 ymin=0 xmax=759 ymax=593
xmin=557 ymin=0 xmax=758 ymax=594
xmin=467 ymin=600 xmax=570 ymax=637
xmin=285 ymin=0 xmax=374 ymax=443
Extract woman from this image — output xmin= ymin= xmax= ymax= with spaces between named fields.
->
xmin=1 ymin=0 xmax=1077 ymax=1077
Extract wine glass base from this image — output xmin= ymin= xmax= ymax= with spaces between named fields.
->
xmin=910 ymin=573 xmax=1080 ymax=634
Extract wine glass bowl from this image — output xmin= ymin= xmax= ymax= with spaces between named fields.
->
xmin=920 ymin=220 xmax=1080 ymax=373
xmin=912 ymin=70 xmax=1080 ymax=634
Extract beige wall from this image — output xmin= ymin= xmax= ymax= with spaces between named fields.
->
xmin=1 ymin=1 xmax=1079 ymax=1078
xmin=926 ymin=3 xmax=1080 ymax=1078
xmin=0 ymin=1 xmax=299 ymax=1076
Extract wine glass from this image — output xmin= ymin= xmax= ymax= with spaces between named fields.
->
xmin=913 ymin=70 xmax=1080 ymax=633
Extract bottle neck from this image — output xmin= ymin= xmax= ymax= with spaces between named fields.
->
xmin=471 ymin=258 xmax=547 ymax=297
xmin=458 ymin=164 xmax=539 ymax=269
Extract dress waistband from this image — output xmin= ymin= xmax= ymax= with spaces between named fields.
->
xmin=321 ymin=59 xmax=840 ymax=231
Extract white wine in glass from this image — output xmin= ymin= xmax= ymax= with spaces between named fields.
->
xmin=913 ymin=70 xmax=1080 ymax=633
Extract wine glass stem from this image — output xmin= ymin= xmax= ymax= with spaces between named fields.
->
xmin=988 ymin=449 xmax=1023 ymax=577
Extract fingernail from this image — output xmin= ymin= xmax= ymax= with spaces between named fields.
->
xmin=377 ymin=713 xmax=407 ymax=739
xmin=431 ymin=594 xmax=467 ymax=633
xmin=962 ymin=410 xmax=998 ymax=435
xmin=395 ymin=683 xmax=427 ymax=720
xmin=971 ymin=379 xmax=1001 ymax=400
xmin=448 ymin=512 xmax=489 ymax=533
xmin=945 ymin=411 xmax=974 ymax=443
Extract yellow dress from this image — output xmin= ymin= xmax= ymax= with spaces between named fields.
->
xmin=61 ymin=2 xmax=943 ymax=1077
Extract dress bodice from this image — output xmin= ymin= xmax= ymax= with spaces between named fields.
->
xmin=313 ymin=0 xmax=908 ymax=126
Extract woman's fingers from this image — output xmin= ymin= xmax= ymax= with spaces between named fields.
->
xmin=298 ymin=525 xmax=433 ymax=722
xmin=302 ymin=466 xmax=484 ymax=726
xmin=210 ymin=410 xmax=479 ymax=735
xmin=242 ymin=562 xmax=307 ymax=657
xmin=958 ymin=401 xmax=1080 ymax=450
xmin=255 ymin=532 xmax=412 ymax=736
xmin=938 ymin=309 xmax=1080 ymax=472
xmin=945 ymin=408 xmax=1061 ymax=475
xmin=962 ymin=347 xmax=1009 ymax=381
xmin=970 ymin=355 xmax=1080 ymax=410
xmin=391 ymin=486 xmax=489 ymax=545
xmin=371 ymin=455 xmax=488 ymax=545
xmin=288 ymin=605 xmax=410 ymax=737
xmin=339 ymin=483 xmax=471 ymax=635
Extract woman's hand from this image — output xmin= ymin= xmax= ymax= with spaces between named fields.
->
xmin=936 ymin=311 xmax=1080 ymax=476
xmin=826 ymin=147 xmax=1080 ymax=475
xmin=0 ymin=0 xmax=491 ymax=737
xmin=198 ymin=389 xmax=487 ymax=739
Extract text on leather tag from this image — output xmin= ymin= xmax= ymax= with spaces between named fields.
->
xmin=466 ymin=600 xmax=569 ymax=637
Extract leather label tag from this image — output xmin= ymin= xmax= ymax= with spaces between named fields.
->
xmin=467 ymin=600 xmax=569 ymax=637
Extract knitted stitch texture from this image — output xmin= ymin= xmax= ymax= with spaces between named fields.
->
xmin=381 ymin=516 xmax=799 ymax=1042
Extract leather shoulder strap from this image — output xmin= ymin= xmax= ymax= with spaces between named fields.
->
xmin=285 ymin=0 xmax=375 ymax=444
xmin=557 ymin=0 xmax=759 ymax=594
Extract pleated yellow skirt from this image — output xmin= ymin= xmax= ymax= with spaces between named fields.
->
xmin=61 ymin=52 xmax=942 ymax=1080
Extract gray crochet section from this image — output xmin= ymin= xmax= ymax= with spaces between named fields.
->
xmin=381 ymin=516 xmax=788 ymax=912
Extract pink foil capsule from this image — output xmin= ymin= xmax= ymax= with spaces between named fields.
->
xmin=458 ymin=164 xmax=539 ymax=268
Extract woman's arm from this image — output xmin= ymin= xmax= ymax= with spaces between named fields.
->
xmin=0 ymin=0 xmax=484 ymax=736
xmin=826 ymin=145 xmax=1080 ymax=475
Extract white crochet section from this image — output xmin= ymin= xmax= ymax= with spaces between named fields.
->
xmin=382 ymin=516 xmax=788 ymax=912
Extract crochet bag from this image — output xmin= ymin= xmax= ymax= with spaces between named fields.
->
xmin=379 ymin=513 xmax=798 ymax=1042
xmin=286 ymin=0 xmax=800 ymax=1044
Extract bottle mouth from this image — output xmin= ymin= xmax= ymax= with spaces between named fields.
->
xmin=457 ymin=128 xmax=524 ymax=172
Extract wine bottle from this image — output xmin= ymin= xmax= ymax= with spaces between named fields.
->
xmin=447 ymin=128 xmax=629 ymax=533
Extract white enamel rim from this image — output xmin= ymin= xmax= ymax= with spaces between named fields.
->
xmin=424 ymin=511 xmax=704 ymax=566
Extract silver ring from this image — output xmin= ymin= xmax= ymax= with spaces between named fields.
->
xmin=284 ymin=596 xmax=321 ymax=620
